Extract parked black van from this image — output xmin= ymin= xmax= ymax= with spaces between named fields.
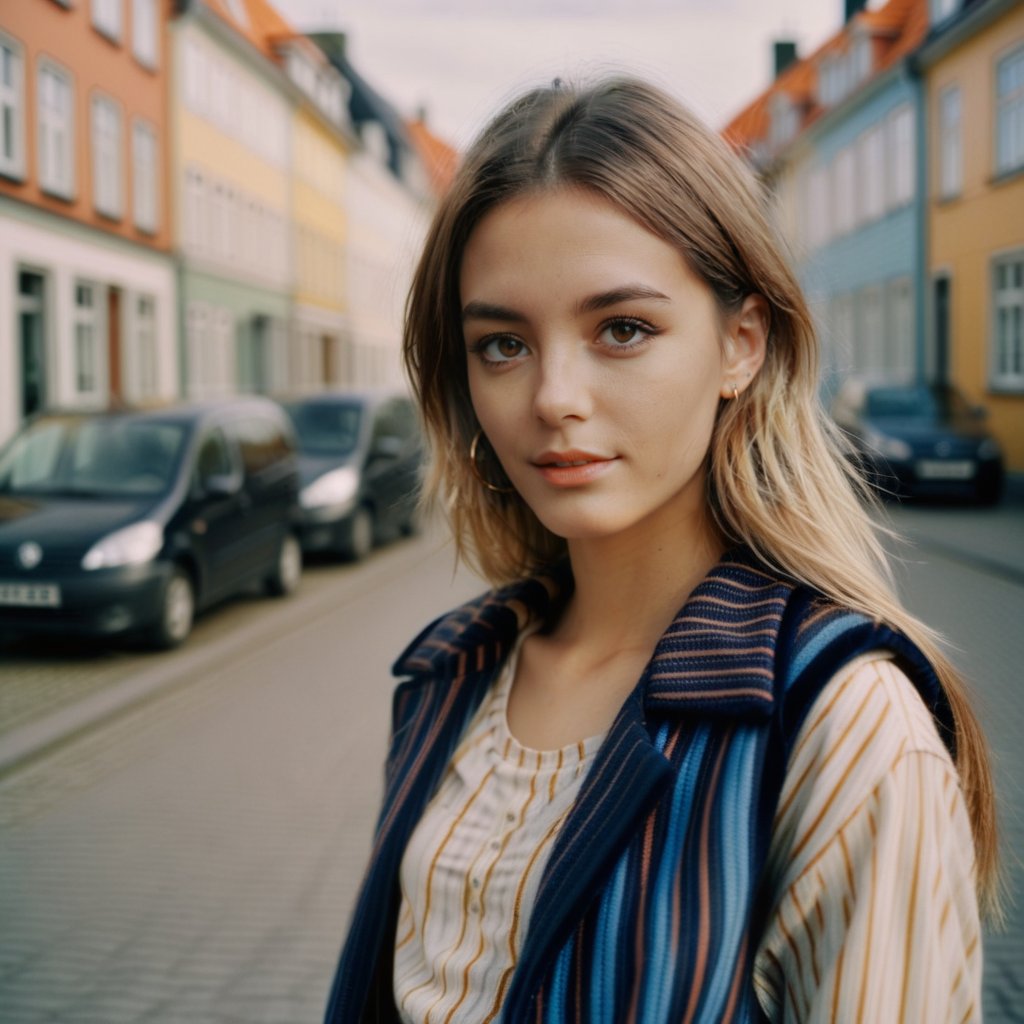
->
xmin=0 ymin=397 xmax=302 ymax=649
xmin=281 ymin=390 xmax=423 ymax=561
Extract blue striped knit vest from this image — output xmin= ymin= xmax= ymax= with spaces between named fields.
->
xmin=324 ymin=548 xmax=953 ymax=1023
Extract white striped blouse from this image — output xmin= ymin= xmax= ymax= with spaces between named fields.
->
xmin=395 ymin=649 xmax=981 ymax=1023
xmin=394 ymin=634 xmax=605 ymax=1024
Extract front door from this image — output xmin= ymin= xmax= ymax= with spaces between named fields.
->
xmin=17 ymin=270 xmax=46 ymax=418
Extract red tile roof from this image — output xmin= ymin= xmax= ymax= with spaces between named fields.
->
xmin=406 ymin=119 xmax=459 ymax=197
xmin=723 ymin=0 xmax=929 ymax=159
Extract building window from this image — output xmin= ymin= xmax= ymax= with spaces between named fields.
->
xmin=885 ymin=276 xmax=914 ymax=374
xmin=937 ymin=85 xmax=962 ymax=198
xmin=38 ymin=62 xmax=74 ymax=199
xmin=886 ymin=105 xmax=914 ymax=209
xmin=92 ymin=0 xmax=122 ymax=42
xmin=132 ymin=119 xmax=158 ymax=232
xmin=833 ymin=146 xmax=856 ymax=236
xmin=930 ymin=0 xmax=960 ymax=26
xmin=858 ymin=125 xmax=886 ymax=222
xmin=0 ymin=34 xmax=25 ymax=179
xmin=74 ymin=281 xmax=100 ymax=396
xmin=131 ymin=0 xmax=158 ymax=69
xmin=992 ymin=252 xmax=1024 ymax=390
xmin=91 ymin=93 xmax=122 ymax=218
xmin=996 ymin=46 xmax=1024 ymax=176
xmin=134 ymin=294 xmax=157 ymax=397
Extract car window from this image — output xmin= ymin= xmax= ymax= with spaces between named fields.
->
xmin=195 ymin=429 xmax=234 ymax=484
xmin=286 ymin=402 xmax=362 ymax=456
xmin=230 ymin=415 xmax=292 ymax=473
xmin=373 ymin=398 xmax=416 ymax=446
xmin=0 ymin=417 xmax=185 ymax=497
xmin=865 ymin=386 xmax=971 ymax=422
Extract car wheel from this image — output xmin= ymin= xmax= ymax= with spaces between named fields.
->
xmin=149 ymin=567 xmax=195 ymax=650
xmin=266 ymin=532 xmax=302 ymax=596
xmin=343 ymin=505 xmax=374 ymax=562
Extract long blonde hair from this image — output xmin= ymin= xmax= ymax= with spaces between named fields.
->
xmin=403 ymin=77 xmax=1000 ymax=917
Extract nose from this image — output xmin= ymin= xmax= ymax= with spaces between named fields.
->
xmin=531 ymin=345 xmax=592 ymax=425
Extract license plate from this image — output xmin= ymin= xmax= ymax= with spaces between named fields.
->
xmin=0 ymin=582 xmax=62 ymax=608
xmin=916 ymin=460 xmax=975 ymax=480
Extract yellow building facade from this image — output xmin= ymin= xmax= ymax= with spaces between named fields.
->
xmin=924 ymin=0 xmax=1024 ymax=471
xmin=290 ymin=105 xmax=351 ymax=388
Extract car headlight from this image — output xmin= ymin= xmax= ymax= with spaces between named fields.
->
xmin=300 ymin=467 xmax=359 ymax=510
xmin=978 ymin=438 xmax=1001 ymax=459
xmin=82 ymin=521 xmax=164 ymax=570
xmin=864 ymin=428 xmax=912 ymax=461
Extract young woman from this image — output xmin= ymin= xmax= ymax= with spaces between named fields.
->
xmin=324 ymin=77 xmax=998 ymax=1024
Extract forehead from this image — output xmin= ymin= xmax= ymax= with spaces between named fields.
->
xmin=459 ymin=188 xmax=699 ymax=304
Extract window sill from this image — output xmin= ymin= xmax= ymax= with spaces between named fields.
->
xmin=990 ymin=165 xmax=1024 ymax=188
xmin=40 ymin=183 xmax=75 ymax=203
xmin=987 ymin=382 xmax=1024 ymax=397
xmin=92 ymin=24 xmax=122 ymax=47
xmin=934 ymin=191 xmax=962 ymax=207
xmin=132 ymin=53 xmax=159 ymax=74
xmin=0 ymin=164 xmax=27 ymax=184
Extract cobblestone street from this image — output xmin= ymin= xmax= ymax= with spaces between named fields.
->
xmin=0 ymin=501 xmax=1022 ymax=1023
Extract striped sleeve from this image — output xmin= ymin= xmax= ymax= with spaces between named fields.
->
xmin=753 ymin=656 xmax=982 ymax=1023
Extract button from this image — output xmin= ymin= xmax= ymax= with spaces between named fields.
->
xmin=506 ymin=812 xmax=516 ymax=823
xmin=472 ymin=878 xmax=481 ymax=888
xmin=470 ymin=902 xmax=480 ymax=914
xmin=490 ymin=840 xmax=500 ymax=851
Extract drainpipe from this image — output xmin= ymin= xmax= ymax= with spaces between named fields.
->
xmin=908 ymin=56 xmax=929 ymax=385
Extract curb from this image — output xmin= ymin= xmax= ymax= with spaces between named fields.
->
xmin=0 ymin=534 xmax=456 ymax=778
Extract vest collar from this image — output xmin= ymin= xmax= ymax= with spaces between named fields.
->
xmin=393 ymin=548 xmax=795 ymax=720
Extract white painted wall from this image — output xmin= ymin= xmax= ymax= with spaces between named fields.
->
xmin=345 ymin=148 xmax=429 ymax=391
xmin=0 ymin=203 xmax=178 ymax=444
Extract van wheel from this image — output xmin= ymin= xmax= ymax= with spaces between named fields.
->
xmin=266 ymin=532 xmax=302 ymax=596
xmin=149 ymin=567 xmax=195 ymax=649
xmin=343 ymin=506 xmax=374 ymax=562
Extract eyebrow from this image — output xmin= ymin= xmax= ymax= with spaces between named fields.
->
xmin=462 ymin=284 xmax=671 ymax=323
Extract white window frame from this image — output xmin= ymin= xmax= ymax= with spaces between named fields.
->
xmin=91 ymin=0 xmax=122 ymax=43
xmin=885 ymin=105 xmax=914 ymax=210
xmin=131 ymin=118 xmax=158 ymax=233
xmin=91 ymin=92 xmax=123 ymax=219
xmin=0 ymin=33 xmax=26 ymax=180
xmin=937 ymin=84 xmax=962 ymax=199
xmin=995 ymin=45 xmax=1024 ymax=177
xmin=73 ymin=280 xmax=102 ymax=398
xmin=131 ymin=0 xmax=158 ymax=70
xmin=991 ymin=250 xmax=1024 ymax=391
xmin=37 ymin=60 xmax=75 ymax=199
xmin=132 ymin=293 xmax=158 ymax=398
xmin=184 ymin=165 xmax=205 ymax=255
xmin=833 ymin=146 xmax=856 ymax=236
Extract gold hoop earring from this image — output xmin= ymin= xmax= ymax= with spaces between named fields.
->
xmin=469 ymin=430 xmax=515 ymax=495
xmin=732 ymin=386 xmax=739 ymax=401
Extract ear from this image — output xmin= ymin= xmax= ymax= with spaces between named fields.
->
xmin=720 ymin=294 xmax=768 ymax=399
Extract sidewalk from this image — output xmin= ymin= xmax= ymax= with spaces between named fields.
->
xmin=884 ymin=480 xmax=1024 ymax=586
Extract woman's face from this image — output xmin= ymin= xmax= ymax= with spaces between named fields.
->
xmin=460 ymin=187 xmax=764 ymax=547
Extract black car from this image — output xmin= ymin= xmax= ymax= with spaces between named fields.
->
xmin=831 ymin=379 xmax=1005 ymax=503
xmin=0 ymin=397 xmax=303 ymax=649
xmin=282 ymin=391 xmax=423 ymax=561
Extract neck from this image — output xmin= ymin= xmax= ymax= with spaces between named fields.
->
xmin=557 ymin=503 xmax=725 ymax=656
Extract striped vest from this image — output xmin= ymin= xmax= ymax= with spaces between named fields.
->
xmin=324 ymin=549 xmax=953 ymax=1023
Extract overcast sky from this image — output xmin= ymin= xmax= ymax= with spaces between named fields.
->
xmin=282 ymin=0 xmax=853 ymax=146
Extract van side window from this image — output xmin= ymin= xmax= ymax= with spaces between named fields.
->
xmin=196 ymin=429 xmax=233 ymax=485
xmin=373 ymin=399 xmax=415 ymax=447
xmin=232 ymin=415 xmax=291 ymax=474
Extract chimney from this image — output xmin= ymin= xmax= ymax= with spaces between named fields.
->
xmin=774 ymin=40 xmax=798 ymax=78
xmin=845 ymin=0 xmax=868 ymax=22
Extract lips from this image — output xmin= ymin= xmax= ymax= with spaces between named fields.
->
xmin=532 ymin=450 xmax=616 ymax=487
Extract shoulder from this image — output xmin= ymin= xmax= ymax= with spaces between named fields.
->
xmin=767 ymin=654 xmax=963 ymax=883
xmin=390 ymin=564 xmax=570 ymax=679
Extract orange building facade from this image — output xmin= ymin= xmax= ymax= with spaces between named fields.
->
xmin=0 ymin=0 xmax=178 ymax=442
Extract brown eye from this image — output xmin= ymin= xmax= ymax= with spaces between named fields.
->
xmin=608 ymin=321 xmax=639 ymax=345
xmin=497 ymin=337 xmax=523 ymax=358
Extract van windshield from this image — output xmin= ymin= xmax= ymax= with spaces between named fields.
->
xmin=286 ymin=402 xmax=363 ymax=457
xmin=0 ymin=416 xmax=187 ymax=498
